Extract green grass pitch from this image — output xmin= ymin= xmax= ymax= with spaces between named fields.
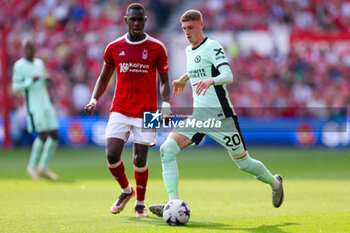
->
xmin=0 ymin=146 xmax=349 ymax=233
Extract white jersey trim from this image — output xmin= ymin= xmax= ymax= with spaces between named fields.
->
xmin=125 ymin=33 xmax=149 ymax=44
xmin=147 ymin=35 xmax=168 ymax=56
xmin=105 ymin=33 xmax=167 ymax=55
xmin=104 ymin=35 xmax=125 ymax=54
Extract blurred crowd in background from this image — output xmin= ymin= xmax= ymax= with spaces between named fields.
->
xmin=199 ymin=0 xmax=350 ymax=32
xmin=2 ymin=0 xmax=350 ymax=118
xmin=3 ymin=0 xmax=179 ymax=117
xmin=200 ymin=0 xmax=350 ymax=116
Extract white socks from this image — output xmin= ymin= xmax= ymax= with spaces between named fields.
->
xmin=122 ymin=184 xmax=132 ymax=194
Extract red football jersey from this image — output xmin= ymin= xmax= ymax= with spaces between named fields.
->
xmin=104 ymin=33 xmax=169 ymax=118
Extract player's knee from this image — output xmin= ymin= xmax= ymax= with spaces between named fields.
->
xmin=160 ymin=143 xmax=173 ymax=163
xmin=106 ymin=151 xmax=121 ymax=164
xmin=133 ymin=154 xmax=147 ymax=167
xmin=160 ymin=138 xmax=180 ymax=163
xmin=106 ymin=141 xmax=123 ymax=164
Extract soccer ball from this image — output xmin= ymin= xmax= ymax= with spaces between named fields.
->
xmin=163 ymin=199 xmax=191 ymax=226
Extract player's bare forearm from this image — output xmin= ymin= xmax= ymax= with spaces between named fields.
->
xmin=159 ymin=72 xmax=170 ymax=102
xmin=192 ymin=78 xmax=214 ymax=96
xmin=159 ymin=72 xmax=172 ymax=126
xmin=85 ymin=65 xmax=114 ymax=115
xmin=179 ymin=73 xmax=189 ymax=83
xmin=172 ymin=74 xmax=189 ymax=96
xmin=91 ymin=77 xmax=108 ymax=100
xmin=92 ymin=65 xmax=115 ymax=100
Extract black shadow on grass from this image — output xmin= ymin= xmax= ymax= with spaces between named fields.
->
xmin=188 ymin=222 xmax=298 ymax=232
xmin=127 ymin=216 xmax=238 ymax=229
xmin=129 ymin=218 xmax=298 ymax=232
xmin=230 ymin=222 xmax=298 ymax=233
xmin=127 ymin=216 xmax=165 ymax=226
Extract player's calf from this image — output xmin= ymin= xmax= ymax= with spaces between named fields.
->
xmin=160 ymin=138 xmax=181 ymax=199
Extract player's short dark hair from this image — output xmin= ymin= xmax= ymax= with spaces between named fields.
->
xmin=22 ymin=38 xmax=34 ymax=48
xmin=126 ymin=3 xmax=146 ymax=15
xmin=180 ymin=9 xmax=203 ymax=22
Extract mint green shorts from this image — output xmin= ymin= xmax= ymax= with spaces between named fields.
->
xmin=27 ymin=106 xmax=58 ymax=133
xmin=174 ymin=116 xmax=247 ymax=156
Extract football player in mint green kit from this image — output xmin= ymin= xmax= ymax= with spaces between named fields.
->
xmin=149 ymin=9 xmax=284 ymax=217
xmin=12 ymin=39 xmax=59 ymax=180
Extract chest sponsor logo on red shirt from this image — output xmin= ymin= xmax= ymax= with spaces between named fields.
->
xmin=119 ymin=62 xmax=150 ymax=73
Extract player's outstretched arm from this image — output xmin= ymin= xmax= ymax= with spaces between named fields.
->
xmin=85 ymin=64 xmax=115 ymax=115
xmin=172 ymin=73 xmax=189 ymax=96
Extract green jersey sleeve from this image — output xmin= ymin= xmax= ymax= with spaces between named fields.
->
xmin=12 ymin=58 xmax=53 ymax=112
xmin=12 ymin=60 xmax=34 ymax=93
xmin=207 ymin=40 xmax=230 ymax=70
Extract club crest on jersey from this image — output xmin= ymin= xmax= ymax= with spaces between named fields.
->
xmin=195 ymin=55 xmax=201 ymax=63
xmin=142 ymin=49 xmax=148 ymax=59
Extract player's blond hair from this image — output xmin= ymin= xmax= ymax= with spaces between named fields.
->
xmin=180 ymin=9 xmax=203 ymax=22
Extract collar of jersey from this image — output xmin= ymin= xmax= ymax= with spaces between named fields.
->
xmin=23 ymin=57 xmax=36 ymax=63
xmin=124 ymin=33 xmax=149 ymax=45
xmin=192 ymin=37 xmax=208 ymax=50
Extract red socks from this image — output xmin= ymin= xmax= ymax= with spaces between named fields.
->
xmin=108 ymin=161 xmax=129 ymax=189
xmin=108 ymin=161 xmax=149 ymax=202
xmin=134 ymin=165 xmax=149 ymax=202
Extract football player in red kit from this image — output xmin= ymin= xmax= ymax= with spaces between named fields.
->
xmin=85 ymin=3 xmax=171 ymax=217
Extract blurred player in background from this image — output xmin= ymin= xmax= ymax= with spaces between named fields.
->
xmin=149 ymin=9 xmax=284 ymax=217
xmin=85 ymin=3 xmax=171 ymax=217
xmin=12 ymin=39 xmax=59 ymax=181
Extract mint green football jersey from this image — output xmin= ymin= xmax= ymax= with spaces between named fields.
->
xmin=186 ymin=37 xmax=235 ymax=119
xmin=12 ymin=58 xmax=53 ymax=113
xmin=12 ymin=57 xmax=58 ymax=132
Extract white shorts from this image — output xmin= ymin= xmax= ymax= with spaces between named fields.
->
xmin=105 ymin=112 xmax=156 ymax=146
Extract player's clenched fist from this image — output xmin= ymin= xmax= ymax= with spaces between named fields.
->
xmin=85 ymin=98 xmax=97 ymax=115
